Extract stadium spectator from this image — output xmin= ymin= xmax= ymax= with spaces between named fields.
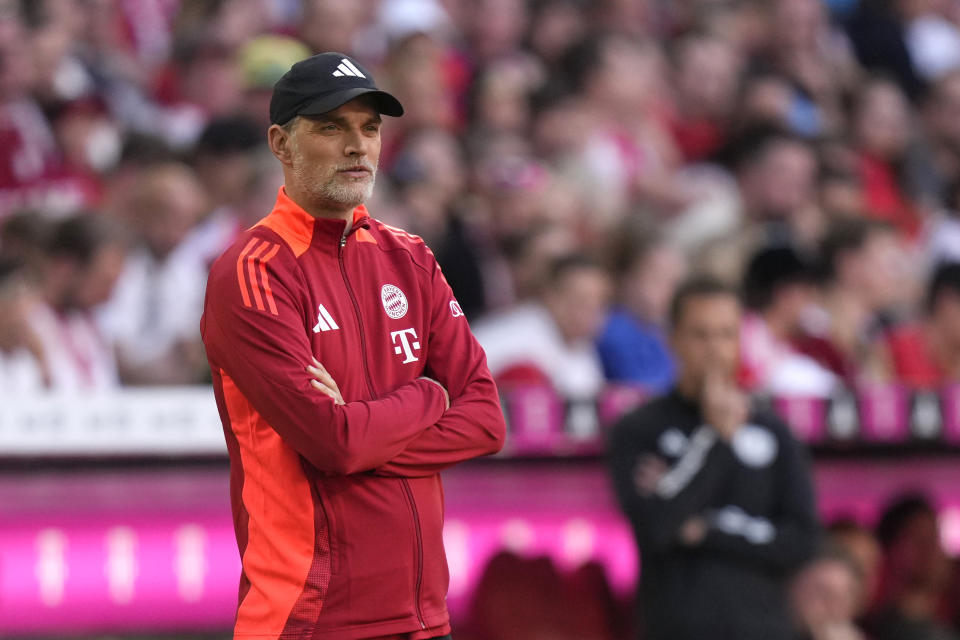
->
xmin=30 ymin=215 xmax=124 ymax=390
xmin=869 ymin=494 xmax=958 ymax=640
xmin=475 ymin=253 xmax=611 ymax=400
xmin=845 ymin=0 xmax=925 ymax=99
xmin=790 ymin=544 xmax=867 ymax=640
xmin=884 ymin=262 xmax=960 ymax=387
xmin=185 ymin=115 xmax=265 ymax=266
xmin=0 ymin=258 xmax=49 ymax=391
xmin=739 ymin=245 xmax=838 ymax=397
xmin=98 ymin=162 xmax=209 ymax=385
xmin=762 ymin=0 xmax=859 ymax=139
xmin=666 ymin=32 xmax=743 ymax=162
xmin=794 ymin=218 xmax=906 ymax=383
xmin=608 ymin=276 xmax=819 ymax=640
xmin=829 ymin=519 xmax=884 ymax=619
xmin=597 ymin=229 xmax=685 ymax=391
xmin=698 ymin=129 xmax=821 ymax=281
xmin=916 ymin=71 xmax=960 ymax=210
xmin=852 ymin=78 xmax=924 ymax=239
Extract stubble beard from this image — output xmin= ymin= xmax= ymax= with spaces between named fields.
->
xmin=291 ymin=146 xmax=376 ymax=210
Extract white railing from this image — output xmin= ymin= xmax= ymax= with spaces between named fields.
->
xmin=0 ymin=387 xmax=225 ymax=456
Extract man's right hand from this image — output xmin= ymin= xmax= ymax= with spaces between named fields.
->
xmin=702 ymin=369 xmax=748 ymax=442
xmin=417 ymin=376 xmax=450 ymax=410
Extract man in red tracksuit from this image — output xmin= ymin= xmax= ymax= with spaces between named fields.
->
xmin=201 ymin=52 xmax=506 ymax=640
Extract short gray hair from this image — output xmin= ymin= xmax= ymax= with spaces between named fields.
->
xmin=280 ymin=116 xmax=300 ymax=133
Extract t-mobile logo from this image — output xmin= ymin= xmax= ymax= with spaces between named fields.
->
xmin=391 ymin=328 xmax=421 ymax=364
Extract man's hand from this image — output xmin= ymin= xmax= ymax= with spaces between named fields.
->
xmin=306 ymin=357 xmax=344 ymax=405
xmin=679 ymin=516 xmax=707 ymax=546
xmin=633 ymin=454 xmax=668 ymax=496
xmin=702 ymin=369 xmax=748 ymax=442
xmin=418 ymin=376 xmax=450 ymax=410
xmin=812 ymin=623 xmax=865 ymax=640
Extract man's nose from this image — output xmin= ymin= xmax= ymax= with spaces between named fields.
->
xmin=343 ymin=129 xmax=368 ymax=156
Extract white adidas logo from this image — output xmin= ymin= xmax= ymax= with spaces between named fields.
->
xmin=313 ymin=304 xmax=339 ymax=333
xmin=332 ymin=58 xmax=366 ymax=78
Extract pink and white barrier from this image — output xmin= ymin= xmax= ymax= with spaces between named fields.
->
xmin=2 ymin=461 xmax=960 ymax=635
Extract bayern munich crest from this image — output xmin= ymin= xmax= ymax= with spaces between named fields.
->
xmin=380 ymin=284 xmax=408 ymax=319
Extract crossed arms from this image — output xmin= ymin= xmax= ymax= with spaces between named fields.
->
xmin=202 ymin=246 xmax=506 ymax=477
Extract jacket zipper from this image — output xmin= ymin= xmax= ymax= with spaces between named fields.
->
xmin=338 ymin=233 xmax=376 ymax=398
xmin=340 ymin=228 xmax=426 ymax=629
xmin=401 ymin=478 xmax=427 ymax=629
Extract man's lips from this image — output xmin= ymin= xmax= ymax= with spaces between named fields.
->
xmin=338 ymin=166 xmax=372 ymax=179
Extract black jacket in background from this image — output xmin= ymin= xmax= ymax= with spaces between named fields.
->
xmin=608 ymin=389 xmax=820 ymax=640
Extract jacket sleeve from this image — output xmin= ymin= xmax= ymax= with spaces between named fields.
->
xmin=608 ymin=411 xmax=736 ymax=554
xmin=202 ymin=241 xmax=447 ymax=476
xmin=698 ymin=419 xmax=820 ymax=573
xmin=374 ymin=257 xmax=506 ymax=477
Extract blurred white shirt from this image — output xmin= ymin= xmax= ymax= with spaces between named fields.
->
xmin=30 ymin=302 xmax=118 ymax=391
xmin=740 ymin=313 xmax=837 ymax=398
xmin=0 ymin=347 xmax=46 ymax=393
xmin=98 ymin=244 xmax=207 ymax=371
xmin=474 ymin=302 xmax=605 ymax=400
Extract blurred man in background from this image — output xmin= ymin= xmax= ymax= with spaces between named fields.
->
xmin=884 ymin=262 xmax=960 ymax=387
xmin=869 ymin=494 xmax=958 ymax=640
xmin=739 ymin=245 xmax=837 ymax=397
xmin=790 ymin=544 xmax=867 ymax=640
xmin=0 ymin=257 xmax=48 ymax=391
xmin=31 ymin=214 xmax=124 ymax=390
xmin=609 ymin=277 xmax=819 ymax=640
xmin=99 ymin=162 xmax=209 ymax=384
xmin=597 ymin=229 xmax=686 ymax=392
xmin=475 ymin=253 xmax=611 ymax=401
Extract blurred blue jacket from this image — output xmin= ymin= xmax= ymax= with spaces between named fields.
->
xmin=596 ymin=308 xmax=675 ymax=392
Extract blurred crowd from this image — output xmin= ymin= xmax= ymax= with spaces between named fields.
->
xmin=3 ymin=3 xmax=960 ymax=639
xmin=456 ymin=492 xmax=960 ymax=640
xmin=3 ymin=0 xmax=960 ymax=397
xmin=3 ymin=0 xmax=960 ymax=396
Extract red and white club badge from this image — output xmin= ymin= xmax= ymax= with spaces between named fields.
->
xmin=381 ymin=284 xmax=409 ymax=319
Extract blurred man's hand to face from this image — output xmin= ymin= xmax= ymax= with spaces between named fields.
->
xmin=670 ymin=293 xmax=746 ymax=441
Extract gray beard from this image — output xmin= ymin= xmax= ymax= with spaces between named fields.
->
xmin=291 ymin=146 xmax=376 ymax=209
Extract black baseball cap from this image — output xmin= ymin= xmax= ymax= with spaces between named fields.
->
xmin=269 ymin=52 xmax=404 ymax=125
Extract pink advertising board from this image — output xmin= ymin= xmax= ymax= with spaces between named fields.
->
xmin=3 ymin=461 xmax=960 ymax=635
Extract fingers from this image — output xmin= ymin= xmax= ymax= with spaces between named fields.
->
xmin=306 ymin=358 xmax=344 ymax=405
xmin=633 ymin=454 xmax=668 ymax=496
xmin=307 ymin=360 xmax=339 ymax=391
xmin=310 ymin=379 xmax=344 ymax=405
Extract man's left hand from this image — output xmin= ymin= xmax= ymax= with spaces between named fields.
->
xmin=307 ymin=358 xmax=345 ymax=405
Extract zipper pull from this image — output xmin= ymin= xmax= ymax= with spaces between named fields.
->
xmin=340 ymin=235 xmax=347 ymax=249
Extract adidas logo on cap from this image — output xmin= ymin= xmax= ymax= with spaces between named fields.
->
xmin=332 ymin=58 xmax=366 ymax=78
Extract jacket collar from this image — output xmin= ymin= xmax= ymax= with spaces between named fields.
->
xmin=258 ymin=186 xmax=371 ymax=252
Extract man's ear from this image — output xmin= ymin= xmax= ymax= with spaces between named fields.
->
xmin=268 ymin=123 xmax=294 ymax=165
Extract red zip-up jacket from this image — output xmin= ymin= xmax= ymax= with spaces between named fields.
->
xmin=201 ymin=187 xmax=506 ymax=639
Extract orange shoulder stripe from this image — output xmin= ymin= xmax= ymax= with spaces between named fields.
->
xmin=236 ymin=238 xmax=261 ymax=308
xmin=245 ymin=242 xmax=270 ymax=311
xmin=258 ymin=244 xmax=282 ymax=316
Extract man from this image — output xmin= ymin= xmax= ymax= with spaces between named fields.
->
xmin=474 ymin=253 xmax=611 ymax=402
xmin=608 ymin=277 xmax=819 ymax=640
xmin=201 ymin=52 xmax=506 ymax=640
xmin=739 ymin=245 xmax=837 ymax=397
xmin=885 ymin=262 xmax=960 ymax=387
xmin=790 ymin=544 xmax=867 ymax=640
xmin=32 ymin=215 xmax=125 ymax=390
